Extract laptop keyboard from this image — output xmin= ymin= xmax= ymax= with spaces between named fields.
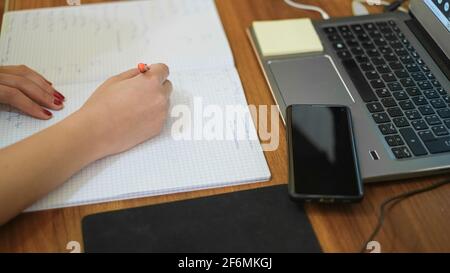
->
xmin=323 ymin=20 xmax=450 ymax=159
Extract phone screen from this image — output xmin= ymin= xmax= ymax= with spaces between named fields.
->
xmin=287 ymin=105 xmax=363 ymax=199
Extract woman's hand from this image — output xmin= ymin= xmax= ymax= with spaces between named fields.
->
xmin=0 ymin=65 xmax=172 ymax=225
xmin=76 ymin=63 xmax=173 ymax=159
xmin=0 ymin=65 xmax=172 ymax=224
xmin=0 ymin=65 xmax=65 ymax=119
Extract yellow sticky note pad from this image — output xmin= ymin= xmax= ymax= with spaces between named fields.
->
xmin=253 ymin=18 xmax=324 ymax=57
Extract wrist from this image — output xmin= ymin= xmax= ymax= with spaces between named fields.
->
xmin=63 ymin=109 xmax=111 ymax=163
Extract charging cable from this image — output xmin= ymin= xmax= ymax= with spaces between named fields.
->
xmin=384 ymin=0 xmax=408 ymax=12
xmin=353 ymin=0 xmax=408 ymax=12
xmin=361 ymin=179 xmax=450 ymax=253
xmin=284 ymin=0 xmax=407 ymax=20
xmin=283 ymin=0 xmax=330 ymax=20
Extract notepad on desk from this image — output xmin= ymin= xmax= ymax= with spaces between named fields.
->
xmin=252 ymin=18 xmax=324 ymax=57
xmin=0 ymin=0 xmax=271 ymax=211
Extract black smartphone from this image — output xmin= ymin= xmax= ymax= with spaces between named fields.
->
xmin=287 ymin=105 xmax=364 ymax=203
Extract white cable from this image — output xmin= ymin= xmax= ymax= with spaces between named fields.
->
xmin=353 ymin=0 xmax=370 ymax=16
xmin=283 ymin=0 xmax=330 ymax=20
xmin=354 ymin=0 xmax=408 ymax=12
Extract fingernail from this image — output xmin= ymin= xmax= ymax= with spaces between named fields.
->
xmin=54 ymin=99 xmax=63 ymax=106
xmin=46 ymin=80 xmax=53 ymax=86
xmin=43 ymin=109 xmax=52 ymax=117
xmin=54 ymin=91 xmax=65 ymax=101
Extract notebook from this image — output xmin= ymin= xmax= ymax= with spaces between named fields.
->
xmin=0 ymin=0 xmax=271 ymax=211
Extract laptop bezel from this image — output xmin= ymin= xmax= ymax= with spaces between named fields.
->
xmin=410 ymin=0 xmax=450 ymax=60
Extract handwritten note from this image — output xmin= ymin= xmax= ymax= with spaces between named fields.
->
xmin=0 ymin=0 xmax=270 ymax=211
xmin=0 ymin=0 xmax=234 ymax=85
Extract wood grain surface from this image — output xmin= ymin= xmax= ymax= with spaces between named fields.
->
xmin=0 ymin=0 xmax=448 ymax=253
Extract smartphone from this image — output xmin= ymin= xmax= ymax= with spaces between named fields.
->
xmin=287 ymin=105 xmax=364 ymax=203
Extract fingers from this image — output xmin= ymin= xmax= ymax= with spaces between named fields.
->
xmin=162 ymin=80 xmax=173 ymax=99
xmin=0 ymin=65 xmax=63 ymax=100
xmin=142 ymin=63 xmax=170 ymax=84
xmin=108 ymin=68 xmax=141 ymax=84
xmin=0 ymin=85 xmax=53 ymax=120
xmin=26 ymin=67 xmax=54 ymax=86
xmin=0 ymin=73 xmax=63 ymax=110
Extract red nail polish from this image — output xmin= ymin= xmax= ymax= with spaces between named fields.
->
xmin=54 ymin=99 xmax=63 ymax=106
xmin=54 ymin=91 xmax=65 ymax=101
xmin=43 ymin=109 xmax=52 ymax=117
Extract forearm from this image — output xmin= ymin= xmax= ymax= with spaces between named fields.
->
xmin=0 ymin=64 xmax=171 ymax=226
xmin=0 ymin=111 xmax=104 ymax=225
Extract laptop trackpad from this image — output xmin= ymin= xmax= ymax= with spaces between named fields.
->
xmin=269 ymin=55 xmax=354 ymax=105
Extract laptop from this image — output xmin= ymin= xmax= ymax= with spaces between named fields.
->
xmin=248 ymin=0 xmax=450 ymax=183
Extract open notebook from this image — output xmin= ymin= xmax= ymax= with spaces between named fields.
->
xmin=0 ymin=0 xmax=271 ymax=211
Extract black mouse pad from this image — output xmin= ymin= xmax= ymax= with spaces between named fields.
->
xmin=82 ymin=185 xmax=322 ymax=253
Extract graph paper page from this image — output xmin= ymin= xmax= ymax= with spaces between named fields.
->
xmin=0 ymin=0 xmax=270 ymax=211
xmin=0 ymin=0 xmax=234 ymax=84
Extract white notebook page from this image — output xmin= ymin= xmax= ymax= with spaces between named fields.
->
xmin=0 ymin=0 xmax=235 ymax=84
xmin=0 ymin=0 xmax=271 ymax=211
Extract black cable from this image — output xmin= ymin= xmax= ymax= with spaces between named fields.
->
xmin=384 ymin=0 xmax=408 ymax=12
xmin=361 ymin=179 xmax=450 ymax=253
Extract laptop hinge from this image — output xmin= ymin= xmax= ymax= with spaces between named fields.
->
xmin=405 ymin=14 xmax=450 ymax=81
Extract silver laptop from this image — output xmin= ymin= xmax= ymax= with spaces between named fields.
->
xmin=249 ymin=0 xmax=450 ymax=183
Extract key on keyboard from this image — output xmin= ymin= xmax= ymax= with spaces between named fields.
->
xmin=323 ymin=20 xmax=450 ymax=159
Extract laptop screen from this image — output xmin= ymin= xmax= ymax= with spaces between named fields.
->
xmin=413 ymin=0 xmax=450 ymax=62
xmin=424 ymin=0 xmax=450 ymax=32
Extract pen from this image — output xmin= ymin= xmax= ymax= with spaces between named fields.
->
xmin=138 ymin=63 xmax=151 ymax=73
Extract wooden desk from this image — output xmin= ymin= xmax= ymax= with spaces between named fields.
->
xmin=0 ymin=0 xmax=449 ymax=253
